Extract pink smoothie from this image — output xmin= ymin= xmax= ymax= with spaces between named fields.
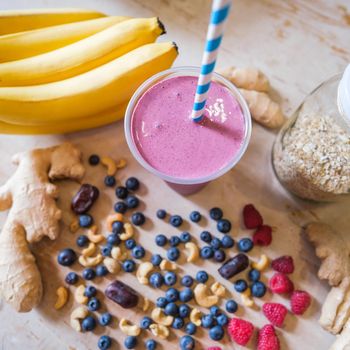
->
xmin=131 ymin=75 xmax=246 ymax=179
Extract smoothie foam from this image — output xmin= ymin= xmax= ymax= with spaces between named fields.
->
xmin=131 ymin=75 xmax=245 ymax=179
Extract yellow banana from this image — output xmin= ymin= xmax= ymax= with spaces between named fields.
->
xmin=0 ymin=16 xmax=130 ymax=63
xmin=0 ymin=8 xmax=105 ymax=35
xmin=0 ymin=42 xmax=178 ymax=125
xmin=0 ymin=17 xmax=165 ymax=86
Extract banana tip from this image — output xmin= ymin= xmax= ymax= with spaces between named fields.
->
xmin=157 ymin=17 xmax=166 ymax=35
xmin=172 ymin=41 xmax=179 ymax=53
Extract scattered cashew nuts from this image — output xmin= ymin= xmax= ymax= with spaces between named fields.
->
xmin=160 ymin=259 xmax=177 ymax=271
xmin=74 ymin=285 xmax=88 ymax=304
xmin=54 ymin=286 xmax=68 ymax=310
xmin=70 ymin=306 xmax=88 ymax=332
xmin=151 ymin=307 xmax=174 ymax=326
xmin=142 ymin=298 xmax=150 ymax=312
xmin=69 ymin=218 xmax=79 ymax=233
xmin=120 ymin=223 xmax=134 ymax=241
xmin=150 ymin=324 xmax=169 ymax=339
xmin=251 ymin=254 xmax=270 ymax=271
xmin=136 ymin=262 xmax=154 ymax=284
xmin=111 ymin=246 xmax=128 ymax=261
xmin=185 ymin=242 xmax=199 ymax=263
xmin=190 ymin=308 xmax=202 ymax=326
xmin=116 ymin=158 xmax=127 ymax=169
xmin=107 ymin=213 xmax=124 ymax=231
xmin=210 ymin=281 xmax=226 ymax=297
xmin=82 ymin=242 xmax=96 ymax=257
xmin=101 ymin=156 xmax=117 ymax=176
xmin=119 ymin=318 xmax=141 ymax=336
xmin=87 ymin=225 xmax=104 ymax=243
xmin=241 ymin=289 xmax=254 ymax=308
xmin=79 ymin=253 xmax=103 ymax=267
xmin=194 ymin=283 xmax=219 ymax=307
xmin=103 ymin=257 xmax=120 ymax=273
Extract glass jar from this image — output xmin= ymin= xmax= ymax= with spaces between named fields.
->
xmin=272 ymin=65 xmax=350 ymax=201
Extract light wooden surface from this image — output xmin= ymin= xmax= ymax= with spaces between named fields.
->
xmin=0 ymin=0 xmax=349 ymax=349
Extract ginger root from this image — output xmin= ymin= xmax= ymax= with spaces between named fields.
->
xmin=0 ymin=143 xmax=84 ymax=312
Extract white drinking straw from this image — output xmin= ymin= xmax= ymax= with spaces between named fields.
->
xmin=191 ymin=0 xmax=232 ymax=122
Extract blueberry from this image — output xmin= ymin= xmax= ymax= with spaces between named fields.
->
xmin=104 ymin=175 xmax=116 ymax=187
xmin=217 ymin=218 xmax=231 ymax=233
xmin=155 ymin=234 xmax=167 ymax=247
xmin=226 ymin=299 xmax=238 ymax=313
xmin=156 ymin=209 xmax=167 ymax=219
xmin=88 ymin=154 xmax=100 ymax=166
xmin=221 ymin=235 xmax=235 ymax=248
xmin=149 ymin=272 xmax=164 ymax=288
xmin=126 ymin=195 xmax=139 ymax=209
xmin=213 ymin=249 xmax=226 ymax=262
xmin=99 ymin=312 xmax=112 ymax=326
xmin=181 ymin=275 xmax=194 ymax=287
xmin=165 ymin=302 xmax=179 ymax=316
xmin=156 ymin=296 xmax=168 ymax=308
xmin=200 ymin=230 xmax=212 ymax=243
xmin=169 ymin=215 xmax=183 ymax=227
xmin=106 ymin=233 xmax=120 ymax=246
xmin=234 ymin=279 xmax=248 ymax=293
xmin=131 ymin=212 xmax=145 ymax=226
xmin=210 ymin=237 xmax=222 ymax=250
xmin=81 ymin=316 xmax=96 ymax=331
xmin=151 ymin=254 xmax=162 ymax=266
xmin=179 ymin=288 xmax=193 ymax=302
xmin=122 ymin=259 xmax=136 ymax=273
xmin=210 ymin=306 xmax=220 ymax=316
xmin=65 ymin=272 xmax=78 ymax=285
xmin=114 ymin=201 xmax=127 ymax=214
xmin=167 ymin=247 xmax=180 ymax=261
xmin=111 ymin=220 xmax=124 ymax=234
xmin=209 ymin=325 xmax=224 ymax=341
xmin=185 ymin=322 xmax=197 ymax=335
xmin=100 ymin=244 xmax=112 ymax=257
xmin=132 ymin=245 xmax=145 ymax=259
xmin=87 ymin=297 xmax=101 ymax=311
xmin=76 ymin=235 xmax=89 ymax=247
xmin=179 ymin=304 xmax=191 ymax=318
xmin=125 ymin=177 xmax=140 ymax=191
xmin=79 ymin=214 xmax=93 ymax=228
xmin=172 ymin=317 xmax=185 ymax=329
xmin=165 ymin=288 xmax=179 ymax=302
xmin=98 ymin=335 xmax=112 ymax=350
xmin=180 ymin=231 xmax=191 ymax=243
xmin=82 ymin=268 xmax=96 ymax=280
xmin=57 ymin=248 xmax=77 ymax=266
xmin=96 ymin=264 xmax=108 ymax=277
xmin=124 ymin=336 xmax=137 ymax=349
xmin=164 ymin=271 xmax=177 ymax=286
xmin=140 ymin=316 xmax=153 ymax=329
xmin=84 ymin=285 xmax=97 ymax=298
xmin=248 ymin=269 xmax=261 ymax=282
xmin=238 ymin=238 xmax=254 ymax=252
xmin=169 ymin=236 xmax=181 ymax=247
xmin=196 ymin=270 xmax=209 ymax=283
xmin=180 ymin=335 xmax=195 ymax=350
xmin=200 ymin=246 xmax=214 ymax=259
xmin=125 ymin=238 xmax=136 ymax=250
xmin=201 ymin=314 xmax=216 ymax=328
xmin=115 ymin=186 xmax=128 ymax=199
xmin=209 ymin=207 xmax=223 ymax=220
xmin=145 ymin=339 xmax=157 ymax=350
xmin=217 ymin=313 xmax=229 ymax=326
xmin=189 ymin=211 xmax=201 ymax=223
xmin=251 ymin=281 xmax=267 ymax=297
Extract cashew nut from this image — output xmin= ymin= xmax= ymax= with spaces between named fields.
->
xmin=194 ymin=283 xmax=219 ymax=307
xmin=87 ymin=225 xmax=104 ymax=243
xmin=151 ymin=307 xmax=174 ymax=326
xmin=160 ymin=259 xmax=177 ymax=271
xmin=70 ymin=306 xmax=88 ymax=332
xmin=120 ymin=222 xmax=134 ymax=241
xmin=107 ymin=213 xmax=124 ymax=231
xmin=74 ymin=285 xmax=88 ymax=304
xmin=79 ymin=253 xmax=103 ymax=267
xmin=116 ymin=158 xmax=127 ymax=169
xmin=101 ymin=156 xmax=117 ymax=176
xmin=54 ymin=286 xmax=68 ymax=310
xmin=185 ymin=242 xmax=199 ymax=263
xmin=241 ymin=289 xmax=254 ymax=308
xmin=119 ymin=318 xmax=141 ymax=336
xmin=142 ymin=298 xmax=150 ymax=312
xmin=111 ymin=246 xmax=128 ymax=261
xmin=69 ymin=218 xmax=79 ymax=233
xmin=103 ymin=257 xmax=120 ymax=273
xmin=190 ymin=308 xmax=202 ymax=326
xmin=150 ymin=324 xmax=169 ymax=339
xmin=251 ymin=254 xmax=270 ymax=271
xmin=210 ymin=281 xmax=226 ymax=297
xmin=82 ymin=242 xmax=96 ymax=257
xmin=136 ymin=262 xmax=154 ymax=284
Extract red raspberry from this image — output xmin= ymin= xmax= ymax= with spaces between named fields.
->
xmin=257 ymin=324 xmax=280 ymax=350
xmin=271 ymin=255 xmax=294 ymax=274
xmin=243 ymin=204 xmax=263 ymax=229
xmin=207 ymin=348 xmax=221 ymax=350
xmin=291 ymin=290 xmax=311 ymax=315
xmin=253 ymin=225 xmax=272 ymax=246
xmin=227 ymin=317 xmax=254 ymax=346
xmin=262 ymin=303 xmax=288 ymax=327
xmin=269 ymin=273 xmax=294 ymax=294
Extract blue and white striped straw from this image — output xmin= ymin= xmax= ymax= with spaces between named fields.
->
xmin=192 ymin=0 xmax=232 ymax=122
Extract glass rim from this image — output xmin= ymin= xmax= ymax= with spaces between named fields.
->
xmin=124 ymin=66 xmax=252 ymax=185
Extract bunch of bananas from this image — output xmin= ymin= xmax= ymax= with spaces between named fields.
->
xmin=0 ymin=8 xmax=178 ymax=134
